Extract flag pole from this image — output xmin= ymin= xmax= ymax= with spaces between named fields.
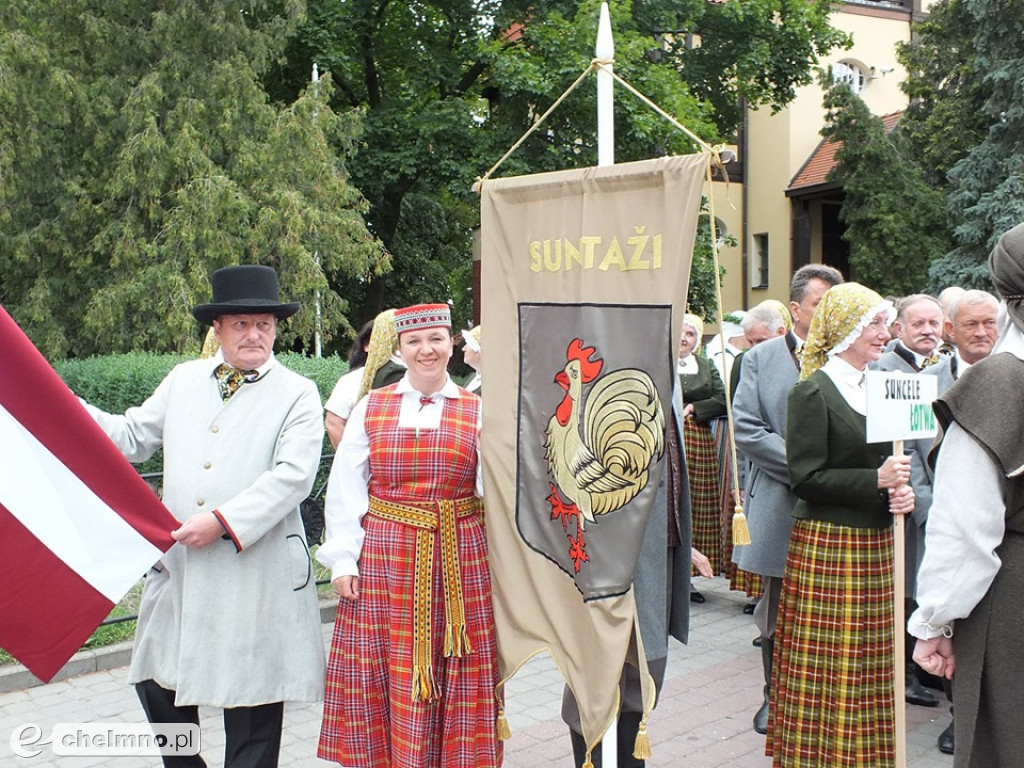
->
xmin=596 ymin=3 xmax=614 ymax=168
xmin=312 ymin=62 xmax=323 ymax=358
xmin=893 ymin=438 xmax=907 ymax=768
xmin=596 ymin=7 xmax=618 ymax=766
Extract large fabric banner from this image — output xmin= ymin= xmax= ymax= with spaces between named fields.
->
xmin=480 ymin=154 xmax=706 ymax=748
xmin=0 ymin=306 xmax=178 ymax=681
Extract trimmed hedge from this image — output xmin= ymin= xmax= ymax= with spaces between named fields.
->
xmin=55 ymin=352 xmax=347 ymax=475
xmin=55 ymin=351 xmax=347 ymax=405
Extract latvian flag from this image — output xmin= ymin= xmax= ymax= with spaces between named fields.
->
xmin=0 ymin=305 xmax=177 ymax=681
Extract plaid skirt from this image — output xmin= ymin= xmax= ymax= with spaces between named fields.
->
xmin=318 ymin=512 xmax=501 ymax=768
xmin=713 ymin=422 xmax=764 ymax=597
xmin=767 ymin=519 xmax=896 ymax=767
xmin=684 ymin=417 xmax=723 ymax=574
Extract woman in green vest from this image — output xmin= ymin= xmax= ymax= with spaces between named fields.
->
xmin=767 ymin=283 xmax=915 ymax=768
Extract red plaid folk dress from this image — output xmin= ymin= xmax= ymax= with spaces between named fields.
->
xmin=318 ymin=385 xmax=501 ymax=768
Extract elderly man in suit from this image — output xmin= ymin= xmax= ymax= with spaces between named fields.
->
xmin=873 ymin=294 xmax=945 ymax=373
xmin=732 ymin=263 xmax=844 ymax=734
xmin=83 ymin=265 xmax=326 ymax=768
xmin=935 ymin=289 xmax=1000 ymax=391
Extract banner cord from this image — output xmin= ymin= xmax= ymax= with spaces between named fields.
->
xmin=475 ymin=56 xmax=748 ymax=544
xmin=475 ymin=58 xmax=723 ymax=189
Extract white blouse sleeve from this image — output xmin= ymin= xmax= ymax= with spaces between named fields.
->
xmin=315 ymin=395 xmax=371 ymax=579
xmin=908 ymin=422 xmax=1007 ymax=639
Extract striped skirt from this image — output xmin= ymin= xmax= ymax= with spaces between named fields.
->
xmin=683 ymin=417 xmax=723 ymax=574
xmin=318 ymin=512 xmax=501 ymax=768
xmin=767 ymin=518 xmax=896 ymax=768
xmin=714 ymin=420 xmax=763 ymax=597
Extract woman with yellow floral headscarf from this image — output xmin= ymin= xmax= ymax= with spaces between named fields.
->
xmin=678 ymin=313 xmax=727 ymax=600
xmin=767 ymin=283 xmax=915 ymax=767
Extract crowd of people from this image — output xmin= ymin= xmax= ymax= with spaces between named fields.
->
xmin=77 ymin=219 xmax=1024 ymax=768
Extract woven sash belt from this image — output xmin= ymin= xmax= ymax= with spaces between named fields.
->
xmin=367 ymin=494 xmax=483 ymax=701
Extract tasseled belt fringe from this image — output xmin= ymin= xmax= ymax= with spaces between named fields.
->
xmin=367 ymin=494 xmax=483 ymax=701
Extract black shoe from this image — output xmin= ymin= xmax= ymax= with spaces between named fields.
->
xmin=753 ymin=687 xmax=769 ymax=735
xmin=743 ymin=601 xmax=757 ymax=614
xmin=937 ymin=719 xmax=954 ymax=754
xmin=906 ymin=673 xmax=939 ymax=707
xmin=753 ymin=636 xmax=773 ymax=735
xmin=690 ymin=590 xmax=706 ymax=604
xmin=752 ymin=636 xmax=762 ymax=647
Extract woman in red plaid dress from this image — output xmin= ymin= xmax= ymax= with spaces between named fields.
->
xmin=316 ymin=304 xmax=500 ymax=768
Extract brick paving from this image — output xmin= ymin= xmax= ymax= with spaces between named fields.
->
xmin=1 ymin=578 xmax=953 ymax=767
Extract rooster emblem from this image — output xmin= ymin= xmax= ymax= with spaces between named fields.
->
xmin=544 ymin=338 xmax=666 ymax=573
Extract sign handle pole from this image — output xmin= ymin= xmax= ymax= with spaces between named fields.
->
xmin=892 ymin=438 xmax=907 ymax=768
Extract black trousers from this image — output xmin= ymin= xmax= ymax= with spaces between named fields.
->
xmin=136 ymin=680 xmax=284 ymax=768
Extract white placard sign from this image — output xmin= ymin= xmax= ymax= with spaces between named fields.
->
xmin=865 ymin=370 xmax=940 ymax=443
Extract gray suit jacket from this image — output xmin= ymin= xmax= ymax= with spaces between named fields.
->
xmin=871 ymin=344 xmax=919 ymax=374
xmin=731 ymin=332 xmax=800 ymax=578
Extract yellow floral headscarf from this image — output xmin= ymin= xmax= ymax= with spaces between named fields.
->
xmin=760 ymin=299 xmax=793 ymax=332
xmin=462 ymin=325 xmax=481 ymax=353
xmin=800 ymin=283 xmax=894 ymax=380
xmin=683 ymin=313 xmax=705 ymax=341
xmin=358 ymin=308 xmax=398 ymax=400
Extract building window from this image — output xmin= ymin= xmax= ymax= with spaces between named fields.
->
xmin=711 ymin=216 xmax=728 ymax=249
xmin=753 ymin=233 xmax=769 ymax=288
xmin=832 ymin=61 xmax=867 ymax=94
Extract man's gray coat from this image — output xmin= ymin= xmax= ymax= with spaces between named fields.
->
xmin=731 ymin=333 xmax=800 ymax=579
xmin=86 ymin=356 xmax=326 ymax=708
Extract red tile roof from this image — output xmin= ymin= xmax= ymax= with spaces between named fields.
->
xmin=787 ymin=110 xmax=903 ymax=194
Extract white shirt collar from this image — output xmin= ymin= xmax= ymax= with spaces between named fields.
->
xmin=821 ymin=355 xmax=867 ymax=414
xmin=677 ymin=354 xmax=699 ymax=375
xmin=955 ymin=349 xmax=973 ymax=373
xmin=394 ymin=373 xmax=462 ymax=399
xmin=210 ymin=349 xmax=277 ymax=377
xmin=897 ymin=340 xmax=931 ymax=368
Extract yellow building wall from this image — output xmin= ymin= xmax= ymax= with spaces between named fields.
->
xmin=713 ymin=3 xmax=918 ymax=310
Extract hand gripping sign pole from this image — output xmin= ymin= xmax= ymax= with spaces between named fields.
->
xmin=865 ymin=370 xmax=939 ymax=768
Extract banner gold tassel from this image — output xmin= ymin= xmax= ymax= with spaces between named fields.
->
xmin=633 ymin=718 xmax=652 ymax=761
xmin=582 ymin=752 xmax=594 ymax=768
xmin=732 ymin=503 xmax=751 ymax=546
xmin=496 ymin=707 xmax=511 ymax=741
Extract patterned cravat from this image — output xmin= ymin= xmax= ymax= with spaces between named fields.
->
xmin=214 ymin=363 xmax=259 ymax=402
xmin=921 ymin=354 xmax=941 ymax=368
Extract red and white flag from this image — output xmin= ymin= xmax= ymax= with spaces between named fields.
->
xmin=0 ymin=305 xmax=178 ymax=681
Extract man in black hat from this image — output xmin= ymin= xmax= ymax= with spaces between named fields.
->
xmin=83 ymin=265 xmax=325 ymax=768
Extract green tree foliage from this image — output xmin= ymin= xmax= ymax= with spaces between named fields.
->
xmin=895 ymin=0 xmax=987 ymax=186
xmin=647 ymin=0 xmax=849 ymax=134
xmin=687 ymin=208 xmax=733 ymax=321
xmin=273 ymin=0 xmax=848 ymax=323
xmin=932 ymin=0 xmax=1024 ymax=289
xmin=0 ymin=0 xmax=385 ymax=358
xmin=822 ymin=80 xmax=947 ymax=295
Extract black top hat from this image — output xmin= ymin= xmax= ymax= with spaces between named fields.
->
xmin=192 ymin=265 xmax=300 ymax=325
